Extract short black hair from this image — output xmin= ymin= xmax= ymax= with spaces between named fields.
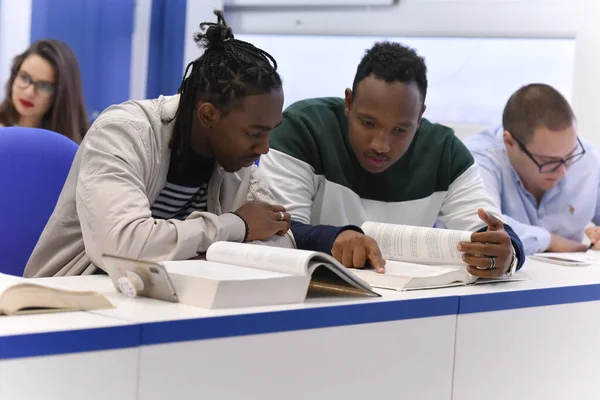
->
xmin=503 ymin=83 xmax=575 ymax=144
xmin=170 ymin=10 xmax=282 ymax=161
xmin=352 ymin=41 xmax=428 ymax=103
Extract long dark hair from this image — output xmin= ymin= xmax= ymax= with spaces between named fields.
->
xmin=169 ymin=10 xmax=282 ymax=164
xmin=0 ymin=39 xmax=88 ymax=143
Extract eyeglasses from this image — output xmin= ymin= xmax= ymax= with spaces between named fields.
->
xmin=14 ymin=71 xmax=56 ymax=97
xmin=511 ymin=133 xmax=585 ymax=173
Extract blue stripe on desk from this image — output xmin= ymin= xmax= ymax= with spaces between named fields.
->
xmin=3 ymin=284 xmax=600 ymax=358
xmin=459 ymin=284 xmax=600 ymax=314
xmin=141 ymin=296 xmax=459 ymax=345
xmin=0 ymin=325 xmax=140 ymax=360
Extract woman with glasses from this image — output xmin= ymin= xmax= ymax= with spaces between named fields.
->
xmin=465 ymin=83 xmax=600 ymax=255
xmin=0 ymin=39 xmax=88 ymax=143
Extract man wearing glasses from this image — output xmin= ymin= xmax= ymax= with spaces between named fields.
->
xmin=466 ymin=83 xmax=600 ymax=255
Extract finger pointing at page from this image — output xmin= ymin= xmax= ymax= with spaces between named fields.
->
xmin=366 ymin=240 xmax=386 ymax=273
xmin=332 ymin=230 xmax=386 ymax=273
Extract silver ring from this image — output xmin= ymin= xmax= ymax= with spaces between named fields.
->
xmin=278 ymin=211 xmax=285 ymax=221
xmin=474 ymin=256 xmax=496 ymax=271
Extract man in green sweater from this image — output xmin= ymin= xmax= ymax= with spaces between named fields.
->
xmin=260 ymin=41 xmax=525 ymax=277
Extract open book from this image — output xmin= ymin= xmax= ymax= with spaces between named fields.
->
xmin=0 ymin=273 xmax=114 ymax=316
xmin=352 ymin=222 xmax=526 ymax=291
xmin=103 ymin=242 xmax=379 ymax=309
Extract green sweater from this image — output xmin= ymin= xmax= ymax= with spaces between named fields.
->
xmin=268 ymin=97 xmax=473 ymax=203
xmin=261 ymin=97 xmax=498 ymax=231
xmin=260 ymin=97 xmax=525 ymax=270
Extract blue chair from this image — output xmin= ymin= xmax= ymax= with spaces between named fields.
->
xmin=0 ymin=127 xmax=78 ymax=276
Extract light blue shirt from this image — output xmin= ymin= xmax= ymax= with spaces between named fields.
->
xmin=465 ymin=127 xmax=600 ymax=255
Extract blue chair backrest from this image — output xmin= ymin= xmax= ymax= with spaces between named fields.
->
xmin=0 ymin=127 xmax=78 ymax=276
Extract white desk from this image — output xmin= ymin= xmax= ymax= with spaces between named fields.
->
xmin=446 ymin=261 xmax=600 ymax=400
xmin=61 ymin=277 xmax=459 ymax=400
xmin=2 ymin=260 xmax=600 ymax=399
xmin=0 ymin=311 xmax=139 ymax=400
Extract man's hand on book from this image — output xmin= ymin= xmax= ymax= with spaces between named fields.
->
xmin=332 ymin=230 xmax=386 ymax=273
xmin=234 ymin=202 xmax=291 ymax=241
xmin=457 ymin=208 xmax=512 ymax=278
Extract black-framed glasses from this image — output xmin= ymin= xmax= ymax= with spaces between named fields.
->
xmin=511 ymin=134 xmax=585 ymax=173
xmin=14 ymin=71 xmax=56 ymax=97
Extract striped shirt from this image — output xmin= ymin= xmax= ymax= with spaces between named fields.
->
xmin=151 ymin=149 xmax=214 ymax=220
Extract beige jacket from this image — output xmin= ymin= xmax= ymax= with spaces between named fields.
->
xmin=24 ymin=95 xmax=294 ymax=277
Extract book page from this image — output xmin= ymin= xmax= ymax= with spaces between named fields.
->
xmin=352 ymin=260 xmax=472 ymax=291
xmin=474 ymin=272 xmax=530 ymax=285
xmin=1 ymin=273 xmax=111 ymax=296
xmin=384 ymin=260 xmax=464 ymax=278
xmin=207 ymin=241 xmax=318 ymax=276
xmin=361 ymin=222 xmax=471 ymax=264
xmin=162 ymin=260 xmax=292 ymax=280
xmin=0 ymin=273 xmax=113 ymax=315
xmin=0 ymin=273 xmax=23 ymax=296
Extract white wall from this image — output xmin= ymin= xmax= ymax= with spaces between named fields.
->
xmin=184 ymin=0 xmax=224 ymax=72
xmin=226 ymin=0 xmax=582 ymax=38
xmin=129 ymin=0 xmax=153 ymax=101
xmin=0 ymin=0 xmax=32 ymax=102
xmin=572 ymin=1 xmax=600 ymax=149
xmin=238 ymin=34 xmax=575 ymax=132
xmin=228 ymin=0 xmax=600 ymax=148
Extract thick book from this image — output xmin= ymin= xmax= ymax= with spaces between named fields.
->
xmin=0 ymin=273 xmax=114 ymax=316
xmin=352 ymin=222 xmax=527 ymax=291
xmin=103 ymin=242 xmax=380 ymax=309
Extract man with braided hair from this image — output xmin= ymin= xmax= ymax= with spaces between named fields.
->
xmin=25 ymin=10 xmax=296 ymax=277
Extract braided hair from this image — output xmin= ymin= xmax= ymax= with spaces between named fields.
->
xmin=169 ymin=10 xmax=282 ymax=162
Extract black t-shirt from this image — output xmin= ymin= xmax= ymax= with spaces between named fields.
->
xmin=150 ymin=148 xmax=214 ymax=220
